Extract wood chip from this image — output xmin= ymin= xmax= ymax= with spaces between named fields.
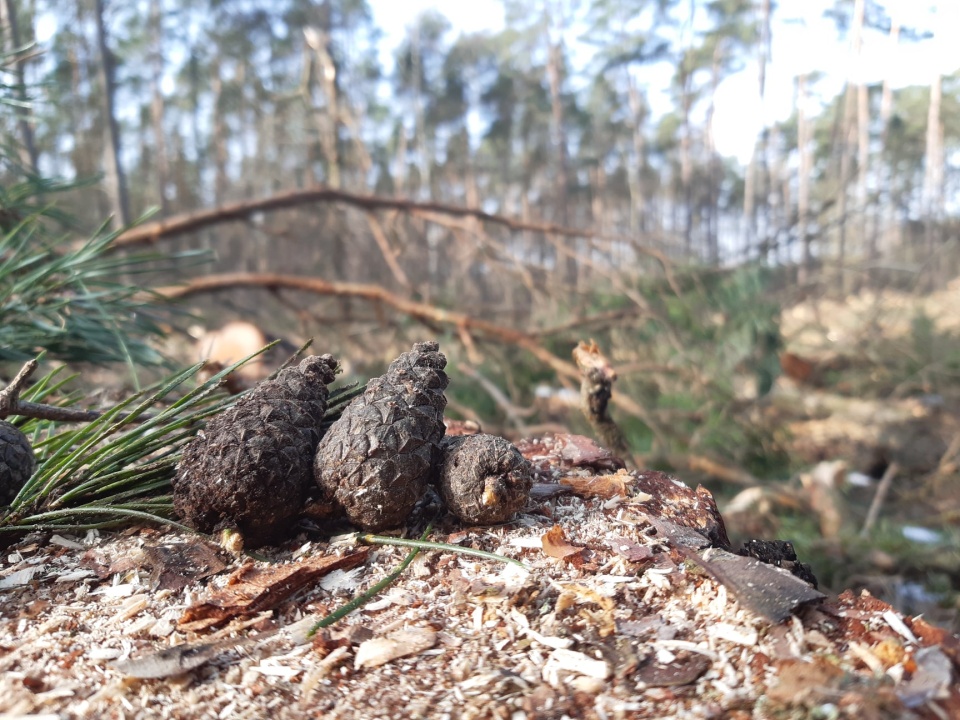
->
xmin=354 ymin=628 xmax=438 ymax=669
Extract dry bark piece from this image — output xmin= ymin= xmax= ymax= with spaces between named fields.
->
xmin=438 ymin=433 xmax=532 ymax=525
xmin=178 ymin=548 xmax=369 ymax=632
xmin=0 ymin=420 xmax=34 ymax=505
xmin=314 ymin=341 xmax=448 ymax=531
xmin=173 ymin=354 xmax=339 ymax=547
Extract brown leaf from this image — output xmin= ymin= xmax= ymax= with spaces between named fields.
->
xmin=635 ymin=653 xmax=711 ymax=687
xmin=178 ymin=549 xmax=369 ymax=632
xmin=540 ymin=525 xmax=585 ymax=565
xmin=144 ymin=541 xmax=227 ymax=592
xmin=606 ymin=537 xmax=654 ymax=564
xmin=559 ymin=469 xmax=634 ymax=499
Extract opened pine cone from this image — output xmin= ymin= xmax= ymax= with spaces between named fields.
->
xmin=314 ymin=341 xmax=448 ymax=531
xmin=173 ymin=354 xmax=339 ymax=547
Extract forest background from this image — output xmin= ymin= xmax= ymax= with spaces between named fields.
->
xmin=1 ymin=0 xmax=959 ymax=625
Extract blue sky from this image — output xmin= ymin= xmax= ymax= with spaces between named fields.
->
xmin=369 ymin=0 xmax=960 ymax=163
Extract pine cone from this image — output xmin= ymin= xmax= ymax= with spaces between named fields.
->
xmin=173 ymin=354 xmax=338 ymax=547
xmin=314 ymin=341 xmax=448 ymax=531
xmin=0 ymin=421 xmax=35 ymax=506
xmin=437 ymin=434 xmax=532 ymax=525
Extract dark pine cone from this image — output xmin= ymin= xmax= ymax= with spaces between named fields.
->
xmin=0 ymin=420 xmax=35 ymax=506
xmin=314 ymin=341 xmax=448 ymax=531
xmin=173 ymin=354 xmax=339 ymax=547
xmin=438 ymin=434 xmax=532 ymax=525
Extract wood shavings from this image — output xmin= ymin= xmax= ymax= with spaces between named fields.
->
xmin=882 ymin=609 xmax=919 ymax=644
xmin=353 ymin=627 xmax=437 ymax=669
xmin=542 ymin=648 xmax=611 ymax=682
xmin=1 ymin=442 xmax=958 ymax=719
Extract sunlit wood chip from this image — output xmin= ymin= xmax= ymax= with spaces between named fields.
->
xmin=89 ymin=647 xmax=123 ymax=661
xmin=251 ymin=662 xmax=303 ymax=679
xmin=882 ymin=610 xmax=919 ymax=644
xmin=354 ymin=627 xmax=438 ymax=669
xmin=543 ymin=649 xmax=611 ymax=680
xmin=0 ymin=567 xmax=40 ymax=588
xmin=54 ymin=569 xmax=96 ymax=583
xmin=49 ymin=534 xmax=86 ymax=550
xmin=708 ymin=622 xmax=758 ymax=647
xmin=509 ymin=608 xmax=573 ymax=650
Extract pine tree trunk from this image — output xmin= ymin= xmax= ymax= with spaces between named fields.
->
xmin=149 ymin=0 xmax=168 ymax=214
xmin=923 ymin=71 xmax=943 ymax=284
xmin=853 ymin=0 xmax=869 ymax=283
xmin=797 ymin=75 xmax=813 ymax=285
xmin=94 ymin=0 xmax=130 ymax=227
xmin=743 ymin=0 xmax=771 ymax=261
xmin=546 ymin=31 xmax=576 ymax=288
xmin=878 ymin=18 xmax=901 ymax=259
xmin=1 ymin=0 xmax=38 ymax=171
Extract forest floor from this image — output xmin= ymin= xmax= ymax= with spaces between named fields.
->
xmin=1 ymin=432 xmax=958 ymax=719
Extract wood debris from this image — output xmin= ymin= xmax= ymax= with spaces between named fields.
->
xmin=0 ymin=432 xmax=958 ymax=719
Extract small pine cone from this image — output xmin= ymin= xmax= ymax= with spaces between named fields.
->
xmin=0 ymin=421 xmax=35 ymax=506
xmin=437 ymin=434 xmax=532 ymax=525
xmin=314 ymin=341 xmax=448 ymax=531
xmin=173 ymin=354 xmax=338 ymax=547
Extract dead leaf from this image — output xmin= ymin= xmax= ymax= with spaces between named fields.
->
xmin=606 ymin=537 xmax=654 ymax=563
xmin=559 ymin=469 xmax=635 ymax=499
xmin=178 ymin=549 xmax=369 ymax=632
xmin=354 ymin=627 xmax=438 ymax=669
xmin=144 ymin=541 xmax=227 ymax=592
xmin=635 ymin=654 xmax=711 ymax=687
xmin=540 ymin=525 xmax=585 ymax=565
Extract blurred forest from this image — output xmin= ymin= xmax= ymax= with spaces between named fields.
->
xmin=2 ymin=0 xmax=960 ymax=624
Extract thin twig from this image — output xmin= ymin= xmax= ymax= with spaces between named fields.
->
xmin=861 ymin=462 xmax=899 ymax=536
xmin=0 ymin=359 xmax=107 ymax=422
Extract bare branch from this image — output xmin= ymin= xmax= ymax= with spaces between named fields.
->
xmin=103 ymin=187 xmax=674 ymax=278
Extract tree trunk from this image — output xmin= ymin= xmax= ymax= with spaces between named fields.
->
xmin=743 ymin=0 xmax=771 ymax=260
xmin=545 ymin=25 xmax=576 ymax=288
xmin=1 ymin=0 xmax=39 ymax=171
xmin=626 ymin=78 xmax=647 ymax=238
xmin=705 ymin=44 xmax=722 ymax=266
xmin=877 ymin=17 xmax=900 ymax=258
xmin=94 ymin=0 xmax=130 ymax=227
xmin=923 ymin=71 xmax=943 ymax=283
xmin=211 ymin=55 xmax=228 ymax=205
xmin=304 ymin=27 xmax=341 ymax=189
xmin=797 ymin=75 xmax=812 ymax=284
xmin=149 ymin=0 xmax=168 ymax=214
xmin=853 ymin=0 xmax=869 ymax=279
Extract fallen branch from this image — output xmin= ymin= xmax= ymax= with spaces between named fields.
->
xmin=0 ymin=359 xmax=107 ymax=423
xmin=861 ymin=462 xmax=899 ymax=537
xmin=152 ymin=272 xmax=582 ymax=381
xmin=102 ymin=186 xmax=675 ymax=279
